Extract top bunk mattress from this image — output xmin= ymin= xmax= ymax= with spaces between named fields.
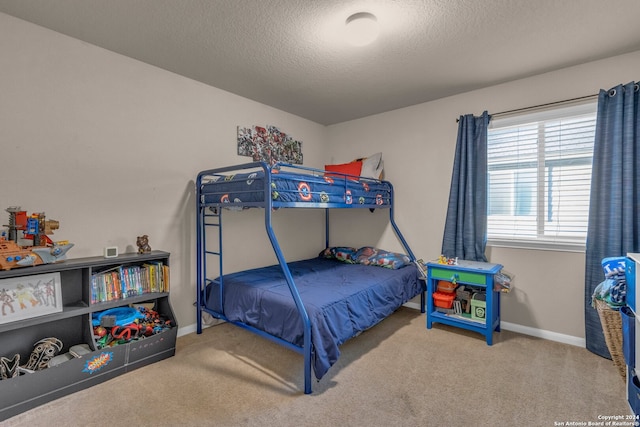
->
xmin=198 ymin=166 xmax=392 ymax=208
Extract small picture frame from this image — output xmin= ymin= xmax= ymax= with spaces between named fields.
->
xmin=0 ymin=272 xmax=63 ymax=324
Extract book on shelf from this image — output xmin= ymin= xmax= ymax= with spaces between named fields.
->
xmin=163 ymin=264 xmax=170 ymax=292
xmin=90 ymin=265 xmax=121 ymax=304
xmin=143 ymin=261 xmax=169 ymax=293
xmin=90 ymin=262 xmax=170 ymax=303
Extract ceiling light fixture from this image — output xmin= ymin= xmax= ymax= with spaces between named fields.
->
xmin=345 ymin=12 xmax=379 ymax=46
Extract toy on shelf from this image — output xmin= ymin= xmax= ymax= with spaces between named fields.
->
xmin=494 ymin=270 xmax=513 ymax=293
xmin=136 ymin=235 xmax=151 ymax=254
xmin=0 ymin=206 xmax=74 ymax=271
xmin=437 ymin=255 xmax=458 ymax=265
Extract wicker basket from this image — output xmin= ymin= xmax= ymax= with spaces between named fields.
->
xmin=594 ymin=298 xmax=625 ymax=380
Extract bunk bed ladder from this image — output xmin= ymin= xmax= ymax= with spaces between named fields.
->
xmin=196 ymin=204 xmax=224 ymax=334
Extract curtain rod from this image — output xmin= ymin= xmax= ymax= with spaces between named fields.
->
xmin=455 ymin=93 xmax=598 ymax=122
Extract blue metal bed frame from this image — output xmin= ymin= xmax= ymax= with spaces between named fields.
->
xmin=195 ymin=162 xmax=425 ymax=394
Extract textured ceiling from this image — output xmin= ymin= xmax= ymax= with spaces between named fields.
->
xmin=1 ymin=0 xmax=640 ymax=125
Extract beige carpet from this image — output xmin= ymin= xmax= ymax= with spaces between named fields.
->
xmin=2 ymin=307 xmax=629 ymax=427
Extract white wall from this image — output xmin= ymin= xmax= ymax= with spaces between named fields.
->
xmin=0 ymin=13 xmax=328 ymax=331
xmin=327 ymin=50 xmax=640 ymax=341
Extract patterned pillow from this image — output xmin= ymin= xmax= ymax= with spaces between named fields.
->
xmin=354 ymin=246 xmax=410 ymax=269
xmin=319 ymin=247 xmax=358 ymax=263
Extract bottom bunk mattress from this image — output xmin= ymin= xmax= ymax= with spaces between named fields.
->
xmin=204 ymin=257 xmax=422 ymax=380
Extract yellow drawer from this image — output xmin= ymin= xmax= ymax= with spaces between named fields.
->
xmin=429 ymin=267 xmax=486 ymax=286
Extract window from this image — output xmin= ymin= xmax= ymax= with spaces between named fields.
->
xmin=487 ymin=101 xmax=597 ymax=251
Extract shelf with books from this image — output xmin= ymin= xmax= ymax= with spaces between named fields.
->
xmin=0 ymin=250 xmax=176 ymax=421
xmin=90 ymin=260 xmax=170 ymax=304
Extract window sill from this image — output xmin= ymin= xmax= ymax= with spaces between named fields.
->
xmin=487 ymin=239 xmax=585 ymax=253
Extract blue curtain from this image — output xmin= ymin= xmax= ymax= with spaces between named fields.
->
xmin=585 ymin=81 xmax=640 ymax=358
xmin=441 ymin=111 xmax=490 ymax=262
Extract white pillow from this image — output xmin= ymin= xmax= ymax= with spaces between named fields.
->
xmin=360 ymin=152 xmax=384 ymax=179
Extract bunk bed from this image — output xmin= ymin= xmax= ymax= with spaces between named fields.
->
xmin=195 ymin=161 xmax=425 ymax=394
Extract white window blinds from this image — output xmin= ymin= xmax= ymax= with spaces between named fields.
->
xmin=487 ymin=101 xmax=597 ymax=250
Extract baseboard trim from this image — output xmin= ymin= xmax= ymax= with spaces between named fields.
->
xmin=403 ymin=301 xmax=422 ymax=311
xmin=177 ymin=318 xmax=225 ymax=337
xmin=403 ymin=302 xmax=585 ymax=348
xmin=181 ymin=304 xmax=587 ymax=348
xmin=177 ymin=323 xmax=198 ymax=337
xmin=500 ymin=321 xmax=586 ymax=347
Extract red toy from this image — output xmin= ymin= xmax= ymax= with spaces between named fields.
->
xmin=1 ymin=206 xmax=74 ymax=270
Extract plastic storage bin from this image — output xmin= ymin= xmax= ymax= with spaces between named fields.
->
xmin=437 ymin=280 xmax=457 ymax=293
xmin=433 ymin=292 xmax=455 ymax=309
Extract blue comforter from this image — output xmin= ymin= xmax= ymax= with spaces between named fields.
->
xmin=205 ymin=257 xmax=421 ymax=380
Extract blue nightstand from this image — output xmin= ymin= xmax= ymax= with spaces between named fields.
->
xmin=426 ymin=260 xmax=503 ymax=345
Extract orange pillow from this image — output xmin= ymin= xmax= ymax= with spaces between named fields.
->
xmin=324 ymin=161 xmax=362 ymax=180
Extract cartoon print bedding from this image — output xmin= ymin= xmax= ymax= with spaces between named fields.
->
xmin=199 ymin=168 xmax=391 ymax=207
